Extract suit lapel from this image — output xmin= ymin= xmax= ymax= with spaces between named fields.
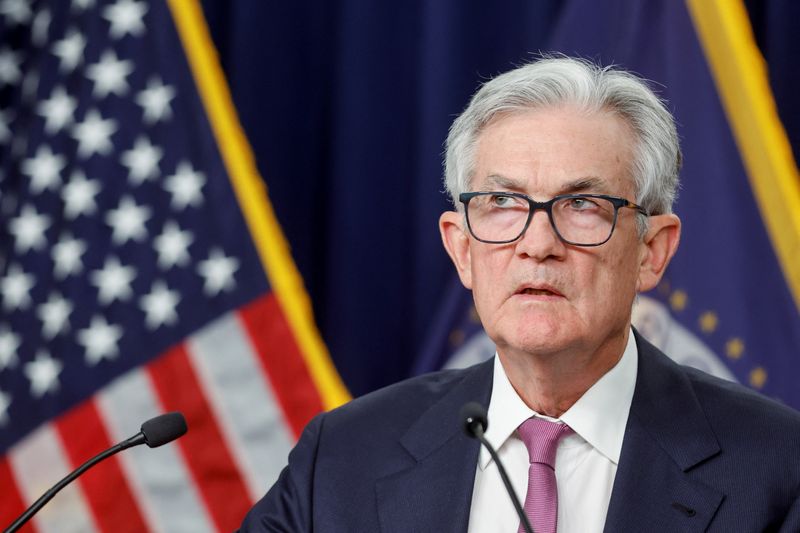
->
xmin=604 ymin=332 xmax=724 ymax=532
xmin=375 ymin=360 xmax=493 ymax=533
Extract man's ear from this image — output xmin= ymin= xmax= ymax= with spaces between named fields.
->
xmin=637 ymin=213 xmax=681 ymax=292
xmin=439 ymin=210 xmax=473 ymax=289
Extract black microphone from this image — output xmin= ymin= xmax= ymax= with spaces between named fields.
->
xmin=460 ymin=402 xmax=534 ymax=533
xmin=5 ymin=412 xmax=188 ymax=533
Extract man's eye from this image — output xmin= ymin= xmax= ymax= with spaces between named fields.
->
xmin=491 ymin=195 xmax=514 ymax=207
xmin=567 ymin=197 xmax=599 ymax=210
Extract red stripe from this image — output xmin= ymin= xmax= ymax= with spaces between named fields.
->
xmin=147 ymin=344 xmax=252 ymax=532
xmin=239 ymin=293 xmax=324 ymax=437
xmin=0 ymin=457 xmax=37 ymax=533
xmin=54 ymin=400 xmax=149 ymax=533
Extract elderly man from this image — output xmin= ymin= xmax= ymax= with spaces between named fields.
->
xmin=240 ymin=57 xmax=800 ymax=532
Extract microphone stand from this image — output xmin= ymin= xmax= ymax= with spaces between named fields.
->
xmin=473 ymin=425 xmax=535 ymax=533
xmin=4 ymin=412 xmax=186 ymax=533
xmin=462 ymin=402 xmax=534 ymax=533
xmin=4 ymin=434 xmax=143 ymax=533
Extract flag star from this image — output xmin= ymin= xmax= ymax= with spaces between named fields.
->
xmin=25 ymin=351 xmax=63 ymax=397
xmin=62 ymin=170 xmax=101 ymax=219
xmin=154 ymin=221 xmax=193 ymax=269
xmin=0 ymin=108 xmax=12 ymax=144
xmin=164 ymin=161 xmax=205 ymax=209
xmin=32 ymin=8 xmax=51 ymax=46
xmin=21 ymin=145 xmax=66 ymax=193
xmin=197 ymin=248 xmax=239 ymax=296
xmin=105 ymin=196 xmax=151 ymax=244
xmin=0 ymin=265 xmax=35 ymax=311
xmin=86 ymin=49 xmax=133 ymax=98
xmin=52 ymin=233 xmax=87 ymax=279
xmin=37 ymin=293 xmax=73 ymax=339
xmin=103 ymin=0 xmax=147 ymax=39
xmin=52 ymin=28 xmax=86 ymax=72
xmin=9 ymin=204 xmax=51 ymax=253
xmin=72 ymin=0 xmax=95 ymax=11
xmin=0 ymin=0 xmax=31 ymax=26
xmin=0 ymin=325 xmax=21 ymax=370
xmin=72 ymin=108 xmax=118 ymax=158
xmin=37 ymin=86 xmax=77 ymax=134
xmin=90 ymin=256 xmax=136 ymax=304
xmin=0 ymin=47 xmax=22 ymax=86
xmin=136 ymin=77 xmax=175 ymax=124
xmin=78 ymin=316 xmax=123 ymax=365
xmin=140 ymin=281 xmax=180 ymax=330
xmin=0 ymin=388 xmax=10 ymax=426
xmin=121 ymin=136 xmax=162 ymax=184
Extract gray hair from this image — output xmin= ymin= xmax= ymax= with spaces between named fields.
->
xmin=444 ymin=56 xmax=681 ymax=225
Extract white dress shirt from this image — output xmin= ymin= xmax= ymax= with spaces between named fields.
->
xmin=467 ymin=330 xmax=638 ymax=533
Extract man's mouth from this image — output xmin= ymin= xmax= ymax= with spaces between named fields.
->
xmin=519 ymin=288 xmax=556 ymax=296
xmin=515 ymin=285 xmax=564 ymax=298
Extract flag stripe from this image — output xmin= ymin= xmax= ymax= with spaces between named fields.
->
xmin=55 ymin=401 xmax=148 ymax=533
xmin=186 ymin=304 xmax=295 ymax=500
xmin=0 ymin=458 xmax=36 ymax=533
xmin=166 ymin=0 xmax=351 ymax=409
xmin=147 ymin=344 xmax=252 ymax=532
xmin=9 ymin=425 xmax=98 ymax=533
xmin=239 ymin=294 xmax=325 ymax=438
xmin=97 ymin=371 xmax=214 ymax=533
xmin=686 ymin=0 xmax=800 ymax=312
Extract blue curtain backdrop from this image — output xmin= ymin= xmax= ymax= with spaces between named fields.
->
xmin=199 ymin=1 xmax=800 ymax=398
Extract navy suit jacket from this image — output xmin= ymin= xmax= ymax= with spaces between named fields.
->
xmin=240 ymin=332 xmax=800 ymax=531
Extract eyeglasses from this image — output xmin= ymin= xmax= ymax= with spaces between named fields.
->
xmin=458 ymin=191 xmax=649 ymax=246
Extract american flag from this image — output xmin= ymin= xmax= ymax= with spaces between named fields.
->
xmin=0 ymin=0 xmax=348 ymax=531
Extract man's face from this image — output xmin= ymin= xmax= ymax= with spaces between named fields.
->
xmin=442 ymin=106 xmax=660 ymax=361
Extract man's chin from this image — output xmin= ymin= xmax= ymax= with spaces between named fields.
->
xmin=495 ymin=321 xmax=581 ymax=356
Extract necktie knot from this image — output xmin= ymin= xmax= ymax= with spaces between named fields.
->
xmin=517 ymin=417 xmax=572 ymax=468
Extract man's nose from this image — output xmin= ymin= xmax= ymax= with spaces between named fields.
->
xmin=515 ymin=210 xmax=566 ymax=260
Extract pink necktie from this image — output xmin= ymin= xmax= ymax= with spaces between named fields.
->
xmin=517 ymin=418 xmax=573 ymax=533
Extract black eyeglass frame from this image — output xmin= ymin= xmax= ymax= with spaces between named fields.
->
xmin=458 ymin=191 xmax=650 ymax=247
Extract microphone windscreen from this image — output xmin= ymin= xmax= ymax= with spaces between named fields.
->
xmin=141 ymin=412 xmax=188 ymax=448
xmin=460 ymin=402 xmax=488 ymax=438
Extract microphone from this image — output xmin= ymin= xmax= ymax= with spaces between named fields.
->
xmin=460 ymin=402 xmax=534 ymax=533
xmin=5 ymin=412 xmax=188 ymax=533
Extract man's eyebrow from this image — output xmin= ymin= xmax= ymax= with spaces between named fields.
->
xmin=482 ymin=174 xmax=526 ymax=190
xmin=557 ymin=176 xmax=608 ymax=194
xmin=479 ymin=174 xmax=611 ymax=194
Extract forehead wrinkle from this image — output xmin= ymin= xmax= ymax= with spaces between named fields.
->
xmin=481 ymin=174 xmax=615 ymax=198
xmin=481 ymin=174 xmax=526 ymax=191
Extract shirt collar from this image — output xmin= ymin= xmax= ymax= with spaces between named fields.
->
xmin=480 ymin=329 xmax=638 ymax=468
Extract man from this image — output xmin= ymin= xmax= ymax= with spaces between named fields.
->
xmin=240 ymin=57 xmax=800 ymax=532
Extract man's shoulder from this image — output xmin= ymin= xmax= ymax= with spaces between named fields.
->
xmin=683 ymin=363 xmax=800 ymax=432
xmin=638 ymin=334 xmax=800 ymax=441
xmin=323 ymin=361 xmax=491 ymax=435
xmin=242 ymin=361 xmax=491 ymax=532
